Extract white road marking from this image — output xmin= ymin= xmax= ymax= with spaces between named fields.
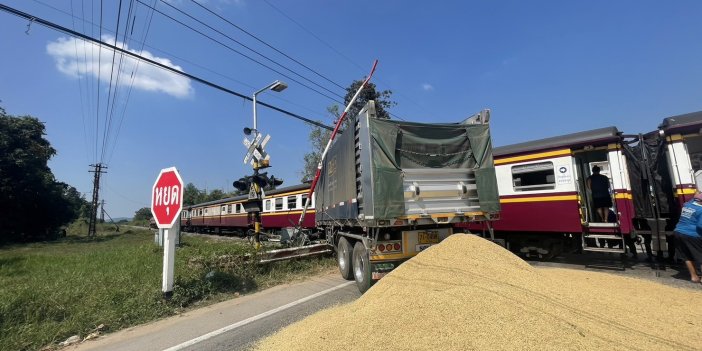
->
xmin=162 ymin=281 xmax=355 ymax=351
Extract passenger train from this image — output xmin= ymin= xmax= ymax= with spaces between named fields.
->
xmin=181 ymin=110 xmax=702 ymax=259
xmin=181 ymin=183 xmax=315 ymax=238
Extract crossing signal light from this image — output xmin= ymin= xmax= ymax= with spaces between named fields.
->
xmin=233 ymin=177 xmax=250 ymax=192
xmin=269 ymin=175 xmax=284 ymax=188
xmin=251 ymin=172 xmax=284 ymax=189
xmin=232 ymin=174 xmax=284 ymax=192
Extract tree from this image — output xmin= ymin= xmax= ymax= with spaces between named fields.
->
xmin=300 ymin=106 xmax=335 ymax=182
xmin=183 ymin=182 xmax=205 ymax=206
xmin=343 ymin=80 xmax=396 ymax=122
xmin=0 ymin=107 xmax=84 ymax=243
xmin=184 ymin=183 xmax=234 ymax=205
xmin=204 ymin=189 xmax=228 ymax=202
xmin=300 ymin=81 xmax=396 ymax=181
xmin=133 ymin=207 xmax=152 ymax=222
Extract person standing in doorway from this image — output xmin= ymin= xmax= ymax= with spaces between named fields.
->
xmin=587 ymin=165 xmax=612 ymax=222
xmin=673 ymin=192 xmax=702 ymax=284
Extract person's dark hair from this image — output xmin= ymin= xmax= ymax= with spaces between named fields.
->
xmin=592 ymin=165 xmax=600 ymax=174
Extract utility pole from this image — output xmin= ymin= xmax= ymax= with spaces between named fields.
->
xmin=88 ymin=163 xmax=107 ymax=237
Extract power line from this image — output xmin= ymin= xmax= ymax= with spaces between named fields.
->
xmin=189 ymin=0 xmax=346 ymax=91
xmin=0 ymin=3 xmax=335 ymax=131
xmin=95 ymin=0 xmax=104 ymax=164
xmin=159 ymin=0 xmax=344 ymax=100
xmin=261 ymin=0 xmax=417 ymax=121
xmin=136 ymin=0 xmax=344 ymax=104
xmin=261 ymin=0 xmax=365 ymax=74
xmin=29 ymin=0 xmax=331 ymax=128
xmin=69 ymin=0 xmax=91 ymax=164
xmin=102 ymin=0 xmax=138 ymax=164
xmin=107 ymin=0 xmax=158 ymax=164
xmin=99 ymin=0 xmax=124 ymax=163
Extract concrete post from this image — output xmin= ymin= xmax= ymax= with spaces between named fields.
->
xmin=162 ymin=228 xmax=176 ymax=299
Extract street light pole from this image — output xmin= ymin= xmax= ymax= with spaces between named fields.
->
xmin=248 ymin=80 xmax=287 ymax=250
xmin=252 ymin=80 xmax=287 ymax=132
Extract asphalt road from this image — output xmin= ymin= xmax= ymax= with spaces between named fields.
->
xmin=175 ymin=281 xmax=360 ymax=351
xmin=69 ymin=274 xmax=360 ymax=351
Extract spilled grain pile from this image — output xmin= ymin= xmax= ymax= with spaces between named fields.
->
xmin=256 ymin=234 xmax=702 ymax=351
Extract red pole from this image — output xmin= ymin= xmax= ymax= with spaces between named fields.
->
xmin=295 ymin=60 xmax=379 ymax=230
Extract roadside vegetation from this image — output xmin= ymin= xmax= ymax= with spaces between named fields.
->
xmin=0 ymin=106 xmax=90 ymax=244
xmin=0 ymin=224 xmax=335 ymax=351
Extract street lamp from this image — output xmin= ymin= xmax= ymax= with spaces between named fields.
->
xmin=252 ymin=80 xmax=287 ymax=132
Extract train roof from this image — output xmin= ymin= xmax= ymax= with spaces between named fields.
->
xmin=185 ymin=183 xmax=310 ymax=209
xmin=658 ymin=110 xmax=702 ymax=135
xmin=494 ymin=126 xmax=621 ymax=157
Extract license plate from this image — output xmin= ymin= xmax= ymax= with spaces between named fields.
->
xmin=415 ymin=244 xmax=432 ymax=252
xmin=418 ymin=231 xmax=439 ymax=244
xmin=372 ymin=272 xmax=388 ymax=280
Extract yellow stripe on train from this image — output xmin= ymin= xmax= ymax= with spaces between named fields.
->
xmin=494 ymin=149 xmax=571 ymax=165
xmin=500 ymin=195 xmax=577 ymax=203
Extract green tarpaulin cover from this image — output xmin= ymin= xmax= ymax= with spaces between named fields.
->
xmin=368 ymin=118 xmax=500 ymax=219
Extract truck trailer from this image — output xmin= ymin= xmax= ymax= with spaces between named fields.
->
xmin=315 ymin=101 xmax=500 ymax=292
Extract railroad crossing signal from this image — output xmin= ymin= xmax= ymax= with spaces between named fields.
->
xmin=150 ymin=167 xmax=184 ymax=229
xmin=243 ymin=134 xmax=271 ymax=165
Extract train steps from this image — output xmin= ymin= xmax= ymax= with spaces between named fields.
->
xmin=582 ymin=233 xmax=626 ymax=254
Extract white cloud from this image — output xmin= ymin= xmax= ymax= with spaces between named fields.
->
xmin=46 ymin=36 xmax=193 ymax=98
xmin=422 ymin=83 xmax=434 ymax=91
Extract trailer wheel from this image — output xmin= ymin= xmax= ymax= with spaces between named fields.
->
xmin=352 ymin=242 xmax=371 ymax=293
xmin=337 ymin=237 xmax=354 ymax=280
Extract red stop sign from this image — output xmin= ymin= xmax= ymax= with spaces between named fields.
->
xmin=151 ymin=167 xmax=184 ymax=228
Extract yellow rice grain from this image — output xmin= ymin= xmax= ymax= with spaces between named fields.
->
xmin=256 ymin=234 xmax=702 ymax=351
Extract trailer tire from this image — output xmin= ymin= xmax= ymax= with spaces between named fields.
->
xmin=352 ymin=241 xmax=371 ymax=293
xmin=337 ymin=237 xmax=354 ymax=280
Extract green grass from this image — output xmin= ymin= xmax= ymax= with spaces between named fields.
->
xmin=0 ymin=224 xmax=335 ymax=351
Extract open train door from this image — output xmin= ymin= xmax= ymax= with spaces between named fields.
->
xmin=574 ymin=144 xmax=629 ymax=253
xmin=565 ymin=126 xmax=629 ymax=253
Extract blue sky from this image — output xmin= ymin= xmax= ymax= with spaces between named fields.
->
xmin=1 ymin=0 xmax=701 ymax=218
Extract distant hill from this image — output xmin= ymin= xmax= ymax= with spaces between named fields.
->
xmin=111 ymin=217 xmax=131 ymax=222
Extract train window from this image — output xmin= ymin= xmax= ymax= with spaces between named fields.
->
xmin=288 ymin=196 xmax=297 ymax=209
xmin=227 ymin=204 xmax=232 ymax=214
xmin=264 ymin=200 xmax=271 ymax=212
xmin=302 ymin=194 xmax=308 ymax=207
xmin=275 ymin=197 xmax=284 ymax=211
xmin=512 ymin=162 xmax=556 ymax=191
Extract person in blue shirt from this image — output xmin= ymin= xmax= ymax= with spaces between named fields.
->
xmin=673 ymin=192 xmax=702 ymax=284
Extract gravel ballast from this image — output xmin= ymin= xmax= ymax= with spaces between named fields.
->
xmin=256 ymin=234 xmax=702 ymax=351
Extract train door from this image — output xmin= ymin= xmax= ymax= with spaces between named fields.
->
xmin=573 ymin=149 xmax=613 ymax=224
xmin=573 ymin=146 xmax=627 ymax=253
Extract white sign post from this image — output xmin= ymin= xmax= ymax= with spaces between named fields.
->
xmin=150 ymin=167 xmax=184 ymax=299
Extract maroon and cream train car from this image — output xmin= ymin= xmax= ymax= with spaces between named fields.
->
xmin=463 ymin=111 xmax=702 ymax=259
xmin=472 ymin=126 xmax=637 ymax=257
xmin=656 ymin=111 xmax=702 ymax=207
xmin=180 ymin=184 xmax=315 ymax=235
